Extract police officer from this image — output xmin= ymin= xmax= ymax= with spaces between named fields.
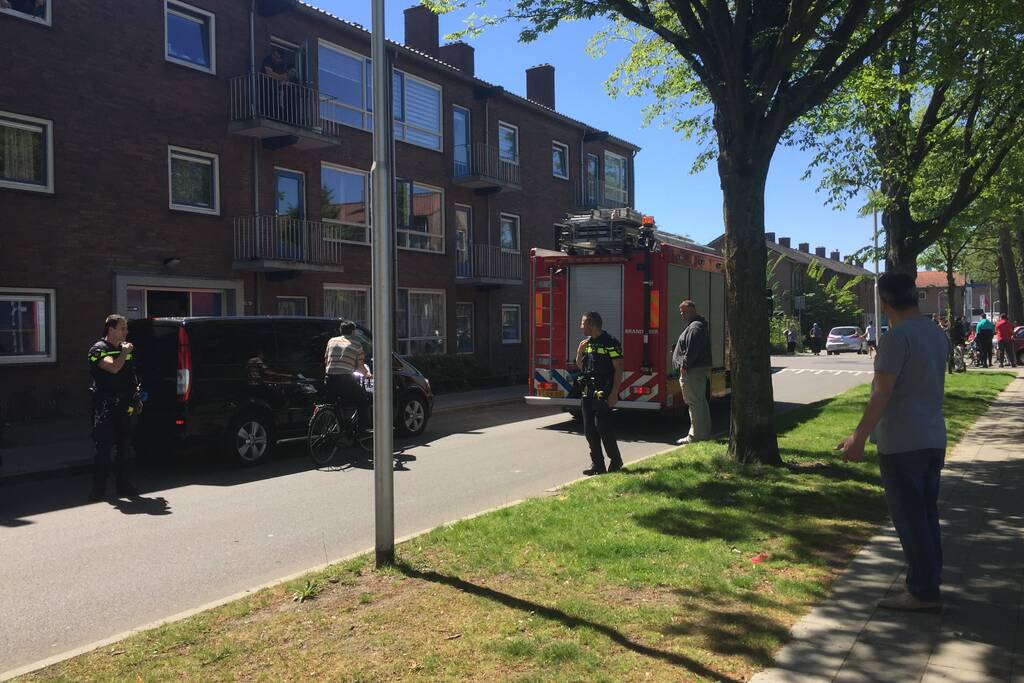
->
xmin=88 ymin=314 xmax=139 ymax=501
xmin=575 ymin=311 xmax=624 ymax=475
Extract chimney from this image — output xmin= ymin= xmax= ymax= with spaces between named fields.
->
xmin=831 ymin=250 xmax=841 ymax=261
xmin=779 ymin=237 xmax=791 ymax=248
xmin=437 ymin=42 xmax=475 ymax=77
xmin=815 ymin=246 xmax=827 ymax=257
xmin=404 ymin=5 xmax=439 ymax=57
xmin=799 ymin=242 xmax=810 ymax=253
xmin=765 ymin=232 xmax=776 ymax=242
xmin=526 ymin=64 xmax=555 ymax=109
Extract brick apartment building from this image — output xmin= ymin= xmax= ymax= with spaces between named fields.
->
xmin=0 ymin=0 xmax=638 ymax=419
xmin=708 ymin=232 xmax=876 ymax=326
xmin=915 ymin=271 xmax=966 ymax=316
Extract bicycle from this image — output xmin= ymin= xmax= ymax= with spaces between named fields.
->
xmin=951 ymin=344 xmax=967 ymax=373
xmin=307 ymin=374 xmax=373 ymax=467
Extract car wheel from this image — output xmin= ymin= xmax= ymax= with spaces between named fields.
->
xmin=397 ymin=394 xmax=428 ymax=437
xmin=1018 ymin=350 xmax=1024 ymax=366
xmin=227 ymin=412 xmax=274 ymax=465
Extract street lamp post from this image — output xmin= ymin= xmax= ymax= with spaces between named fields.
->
xmin=370 ymin=0 xmax=395 ymax=568
xmin=873 ymin=208 xmax=881 ymax=334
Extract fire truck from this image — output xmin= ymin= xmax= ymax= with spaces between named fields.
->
xmin=525 ymin=208 xmax=729 ymax=415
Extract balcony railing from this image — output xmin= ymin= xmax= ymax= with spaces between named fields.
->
xmin=233 ymin=215 xmax=344 ymax=270
xmin=229 ymin=73 xmax=339 ymax=148
xmin=456 ymin=244 xmax=523 ymax=284
xmin=452 ymin=143 xmax=522 ymax=191
xmin=577 ymin=186 xmax=630 ymax=210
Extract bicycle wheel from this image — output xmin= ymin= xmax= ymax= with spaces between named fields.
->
xmin=953 ymin=346 xmax=966 ymax=373
xmin=308 ymin=407 xmax=342 ymax=467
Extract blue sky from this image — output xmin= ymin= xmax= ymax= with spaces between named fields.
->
xmin=333 ymin=2 xmax=876 ymax=261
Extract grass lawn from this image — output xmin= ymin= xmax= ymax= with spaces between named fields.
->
xmin=23 ymin=373 xmax=1014 ymax=682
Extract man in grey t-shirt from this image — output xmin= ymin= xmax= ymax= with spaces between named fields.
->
xmin=837 ymin=272 xmax=950 ymax=613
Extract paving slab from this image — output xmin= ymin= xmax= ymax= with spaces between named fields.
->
xmin=753 ymin=371 xmax=1024 ymax=682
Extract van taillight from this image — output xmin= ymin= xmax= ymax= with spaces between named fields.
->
xmin=176 ymin=326 xmax=192 ymax=403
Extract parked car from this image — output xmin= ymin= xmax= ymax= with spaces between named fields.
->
xmin=1013 ymin=325 xmax=1024 ymax=365
xmin=825 ymin=326 xmax=866 ymax=355
xmin=129 ymin=317 xmax=433 ymax=464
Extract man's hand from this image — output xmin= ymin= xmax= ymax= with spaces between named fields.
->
xmin=836 ymin=435 xmax=865 ymax=462
xmin=121 ymin=342 xmax=134 ymax=354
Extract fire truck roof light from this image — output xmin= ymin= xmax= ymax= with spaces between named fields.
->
xmin=642 ymin=215 xmax=655 ymax=226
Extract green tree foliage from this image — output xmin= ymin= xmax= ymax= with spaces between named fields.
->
xmin=802 ymin=0 xmax=1024 ymax=275
xmin=799 ymin=263 xmax=866 ymax=340
xmin=427 ymin=0 xmax=922 ymax=465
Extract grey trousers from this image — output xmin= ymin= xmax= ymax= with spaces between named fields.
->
xmin=680 ymin=366 xmax=711 ymax=441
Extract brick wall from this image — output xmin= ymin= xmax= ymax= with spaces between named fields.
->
xmin=0 ymin=1 xmax=636 ymax=419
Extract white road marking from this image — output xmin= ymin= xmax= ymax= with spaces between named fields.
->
xmin=775 ymin=368 xmax=874 ymax=376
xmin=815 ymin=370 xmax=825 ymax=374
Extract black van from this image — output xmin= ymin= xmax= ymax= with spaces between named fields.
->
xmin=129 ymin=317 xmax=433 ymax=464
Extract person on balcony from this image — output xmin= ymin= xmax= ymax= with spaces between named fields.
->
xmin=260 ymin=48 xmax=295 ymax=121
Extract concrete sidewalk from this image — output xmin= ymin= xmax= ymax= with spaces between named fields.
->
xmin=0 ymin=385 xmax=526 ymax=483
xmin=752 ymin=370 xmax=1024 ymax=683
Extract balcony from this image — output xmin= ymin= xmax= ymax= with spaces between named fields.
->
xmin=576 ymin=187 xmax=630 ymax=210
xmin=233 ymin=215 xmax=345 ymax=272
xmin=229 ymin=73 xmax=340 ymax=150
xmin=452 ymin=143 xmax=522 ymax=193
xmin=456 ymin=244 xmax=524 ymax=285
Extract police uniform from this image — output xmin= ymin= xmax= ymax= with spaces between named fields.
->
xmin=579 ymin=331 xmax=624 ymax=473
xmin=88 ymin=339 xmax=138 ymax=498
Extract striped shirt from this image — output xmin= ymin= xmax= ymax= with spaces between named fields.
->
xmin=325 ymin=335 xmax=364 ymax=375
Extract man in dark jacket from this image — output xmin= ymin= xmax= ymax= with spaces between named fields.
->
xmin=673 ymin=300 xmax=712 ymax=444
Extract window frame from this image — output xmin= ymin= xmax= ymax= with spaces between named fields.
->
xmin=317 ymin=39 xmax=372 ymax=132
xmin=396 ymin=180 xmax=446 ymax=254
xmin=0 ymin=287 xmax=57 ymax=365
xmin=499 ymin=213 xmax=521 ymax=254
xmin=399 ymin=288 xmax=447 ymax=355
xmin=394 ymin=69 xmax=443 ymax=152
xmin=604 ymin=150 xmax=628 ymax=205
xmin=164 ymin=0 xmax=217 ymax=75
xmin=0 ymin=0 xmax=51 ymax=26
xmin=167 ymin=145 xmax=220 ymax=215
xmin=552 ymin=140 xmax=569 ymax=180
xmin=455 ymin=301 xmax=474 ymax=354
xmin=320 ymin=162 xmax=371 ymax=246
xmin=322 ymin=284 xmax=372 ymax=327
xmin=0 ymin=111 xmax=54 ymax=194
xmin=501 ymin=303 xmax=522 ymax=345
xmin=452 ymin=105 xmax=472 ymax=174
xmin=585 ymin=152 xmax=600 ymax=205
xmin=275 ymin=296 xmax=308 ymax=316
xmin=273 ymin=166 xmax=306 ymax=220
xmin=498 ymin=121 xmax=520 ymax=165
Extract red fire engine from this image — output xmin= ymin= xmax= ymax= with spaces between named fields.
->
xmin=525 ymin=208 xmax=729 ymax=415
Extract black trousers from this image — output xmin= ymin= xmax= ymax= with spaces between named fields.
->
xmin=581 ymin=394 xmax=622 ymax=470
xmin=92 ymin=394 xmax=134 ymax=489
xmin=977 ymin=334 xmax=994 ymax=367
xmin=998 ymin=340 xmax=1017 ymax=367
xmin=326 ymin=374 xmax=371 ymax=432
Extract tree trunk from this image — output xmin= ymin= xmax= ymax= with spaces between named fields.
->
xmin=997 ymin=255 xmax=1008 ymax=317
xmin=946 ymin=266 xmax=957 ymax=374
xmin=1013 ymin=221 xmax=1024 ymax=325
xmin=882 ymin=208 xmax=919 ymax=276
xmin=719 ymin=155 xmax=782 ymax=466
xmin=998 ymin=225 xmax=1024 ymax=324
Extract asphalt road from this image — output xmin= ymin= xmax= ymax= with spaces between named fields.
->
xmin=0 ymin=353 xmax=873 ymax=676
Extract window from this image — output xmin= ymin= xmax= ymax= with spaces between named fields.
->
xmin=324 ymin=286 xmax=370 ymax=328
xmin=398 ymin=289 xmax=445 ymax=355
xmin=918 ymin=291 xmax=928 ymax=301
xmin=498 ymin=122 xmax=519 ymax=164
xmin=127 ymin=287 xmax=225 ymax=317
xmin=0 ymin=288 xmax=56 ymax=365
xmin=604 ymin=151 xmax=628 ymax=205
xmin=585 ymin=153 xmax=599 ymax=204
xmin=317 ymin=43 xmax=442 ymax=152
xmin=0 ymin=112 xmax=53 ymax=193
xmin=500 ymin=214 xmax=520 ymax=253
xmin=321 ymin=164 xmax=369 ymax=243
xmin=394 ymin=71 xmax=442 ymax=151
xmin=318 ymin=41 xmax=371 ymax=130
xmin=165 ymin=1 xmax=215 ymax=73
xmin=453 ymin=106 xmax=471 ymax=176
xmin=0 ymin=0 xmax=50 ymax=25
xmin=552 ymin=141 xmax=569 ymax=180
xmin=168 ymin=146 xmax=219 ymax=214
xmin=501 ymin=304 xmax=521 ymax=344
xmin=276 ymin=297 xmax=308 ymax=316
xmin=397 ymin=180 xmax=443 ymax=253
xmin=456 ymin=302 xmax=474 ymax=354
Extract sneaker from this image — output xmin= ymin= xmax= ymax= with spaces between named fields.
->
xmin=877 ymin=591 xmax=942 ymax=613
xmin=582 ymin=467 xmax=606 ymax=476
xmin=676 ymin=436 xmax=696 ymax=445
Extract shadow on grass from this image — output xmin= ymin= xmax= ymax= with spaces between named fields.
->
xmin=395 ymin=562 xmax=743 ymax=683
